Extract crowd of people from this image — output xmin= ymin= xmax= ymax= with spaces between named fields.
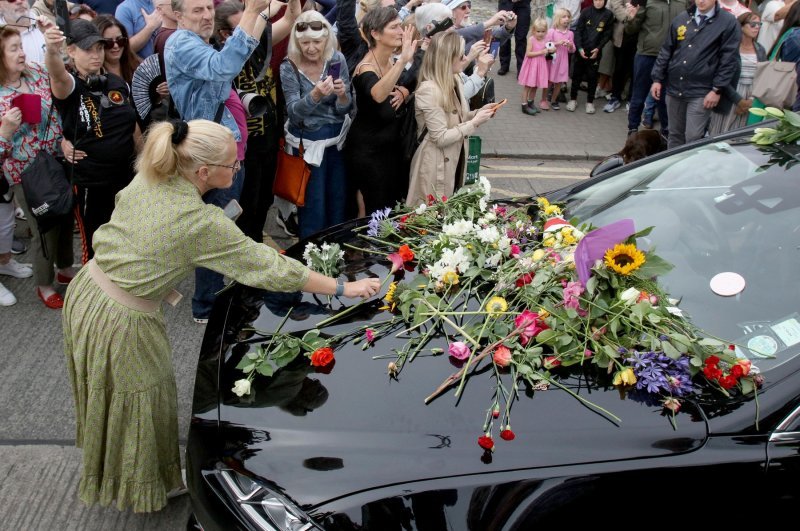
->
xmin=1 ymin=0 xmax=799 ymax=514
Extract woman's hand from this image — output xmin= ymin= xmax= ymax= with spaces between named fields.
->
xmin=42 ymin=21 xmax=65 ymax=54
xmin=61 ymin=139 xmax=87 ymax=164
xmin=333 ymin=78 xmax=347 ymax=101
xmin=311 ymin=75 xmax=335 ymax=101
xmin=389 ymin=85 xmax=408 ymax=110
xmin=156 ymin=81 xmax=169 ymax=98
xmin=0 ymin=107 xmax=22 ymax=138
xmin=398 ymin=24 xmax=419 ymax=66
xmin=472 ymin=106 xmax=495 ymax=127
xmin=344 ymin=277 xmax=381 ymax=299
xmin=466 ymin=40 xmax=487 ymax=63
xmin=476 ymin=50 xmax=495 ymax=77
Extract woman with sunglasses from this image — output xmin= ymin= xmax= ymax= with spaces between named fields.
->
xmin=280 ymin=11 xmax=352 ymax=239
xmin=708 ymin=12 xmax=766 ymax=135
xmin=43 ymin=18 xmax=141 ymax=263
xmin=61 ymin=118 xmax=381 ymax=513
xmin=94 ymin=15 xmax=141 ymax=87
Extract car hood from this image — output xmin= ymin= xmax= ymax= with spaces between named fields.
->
xmin=200 ymin=278 xmax=709 ymax=510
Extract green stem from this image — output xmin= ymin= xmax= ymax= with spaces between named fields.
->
xmin=532 ymin=371 xmax=622 ymax=424
xmin=343 ymin=243 xmax=388 ymax=256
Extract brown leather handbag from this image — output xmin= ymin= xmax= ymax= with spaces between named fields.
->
xmin=273 ymin=137 xmax=311 ymax=206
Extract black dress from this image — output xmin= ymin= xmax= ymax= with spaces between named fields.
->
xmin=345 ymin=71 xmax=409 ymax=216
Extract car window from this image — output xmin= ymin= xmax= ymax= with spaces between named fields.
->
xmin=565 ymin=141 xmax=800 ymax=372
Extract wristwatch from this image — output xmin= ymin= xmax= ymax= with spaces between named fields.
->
xmin=335 ymin=279 xmax=345 ymax=297
xmin=711 ymin=86 xmax=722 ymax=95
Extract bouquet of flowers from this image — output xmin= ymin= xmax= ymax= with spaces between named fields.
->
xmin=235 ymin=178 xmax=762 ymax=456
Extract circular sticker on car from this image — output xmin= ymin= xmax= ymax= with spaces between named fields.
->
xmin=710 ymin=272 xmax=746 ymax=296
xmin=747 ymin=335 xmax=778 ymax=357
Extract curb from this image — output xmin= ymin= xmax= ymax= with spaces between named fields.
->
xmin=482 ymin=152 xmax=606 ymax=161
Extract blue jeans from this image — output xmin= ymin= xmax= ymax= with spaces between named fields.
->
xmin=643 ymin=93 xmax=656 ymax=125
xmin=192 ymin=165 xmax=245 ymax=319
xmin=289 ymin=122 xmax=347 ymax=240
xmin=628 ymin=53 xmax=669 ymax=133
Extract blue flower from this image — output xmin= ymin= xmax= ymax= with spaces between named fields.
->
xmin=367 ymin=207 xmax=396 ymax=237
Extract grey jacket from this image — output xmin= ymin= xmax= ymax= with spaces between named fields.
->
xmin=651 ymin=3 xmax=741 ymax=99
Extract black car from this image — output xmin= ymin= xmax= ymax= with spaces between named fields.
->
xmin=187 ymin=131 xmax=800 ymax=530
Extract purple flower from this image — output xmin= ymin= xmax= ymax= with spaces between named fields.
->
xmin=625 ymin=351 xmax=694 ymax=397
xmin=562 ymin=281 xmax=584 ymax=311
xmin=367 ymin=207 xmax=396 ymax=237
xmin=448 ymin=341 xmax=471 ymax=360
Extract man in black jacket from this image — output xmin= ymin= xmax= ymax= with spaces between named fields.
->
xmin=650 ymin=0 xmax=741 ymax=148
xmin=566 ymin=0 xmax=614 ymax=114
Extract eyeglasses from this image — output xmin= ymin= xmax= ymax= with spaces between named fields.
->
xmin=209 ymin=161 xmax=241 ymax=173
xmin=102 ymin=36 xmax=128 ymax=48
xmin=458 ymin=2 xmax=471 ymax=10
xmin=296 ymin=21 xmax=325 ymax=32
xmin=747 ymin=21 xmax=762 ymax=27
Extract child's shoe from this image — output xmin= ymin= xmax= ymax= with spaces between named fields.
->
xmin=539 ymin=100 xmax=550 ymax=110
xmin=550 ymin=101 xmax=560 ymax=110
xmin=566 ymin=100 xmax=577 ymax=112
xmin=521 ymin=104 xmax=537 ymax=116
xmin=585 ymin=102 xmax=596 ymax=114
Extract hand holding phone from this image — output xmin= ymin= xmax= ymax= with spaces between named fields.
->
xmin=327 ymin=61 xmax=341 ymax=80
xmin=483 ymin=28 xmax=492 ymax=47
xmin=489 ymin=40 xmax=500 ymax=58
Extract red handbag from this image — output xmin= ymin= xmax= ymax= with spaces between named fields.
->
xmin=273 ymin=137 xmax=311 ymax=207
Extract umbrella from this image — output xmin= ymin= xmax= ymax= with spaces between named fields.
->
xmin=131 ymin=54 xmax=164 ymax=121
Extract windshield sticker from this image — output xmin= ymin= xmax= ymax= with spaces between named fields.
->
xmin=746 ymin=335 xmax=779 ymax=357
xmin=710 ymin=272 xmax=746 ymax=296
xmin=771 ymin=317 xmax=800 ymax=347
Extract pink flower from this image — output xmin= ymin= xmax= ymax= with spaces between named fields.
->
xmin=562 ymin=281 xmax=584 ymax=311
xmin=663 ymin=397 xmax=681 ymax=413
xmin=543 ymin=356 xmax=561 ymax=369
xmin=584 ymin=349 xmax=593 ymax=358
xmin=365 ymin=328 xmax=375 ymax=344
xmin=510 ymin=244 xmax=521 ymax=258
xmin=493 ymin=345 xmax=512 ymax=367
xmin=514 ymin=310 xmax=549 ymax=346
xmin=448 ymin=341 xmax=471 ymax=360
xmin=388 ymin=253 xmax=404 ymax=273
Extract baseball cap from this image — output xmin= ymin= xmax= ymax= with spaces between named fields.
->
xmin=444 ymin=0 xmax=470 ymax=10
xmin=67 ymin=19 xmax=105 ymax=50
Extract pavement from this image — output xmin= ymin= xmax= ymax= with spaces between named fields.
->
xmin=0 ymin=3 xmax=633 ymax=528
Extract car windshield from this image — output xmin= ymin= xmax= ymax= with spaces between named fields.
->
xmin=563 ymin=139 xmax=800 ymax=372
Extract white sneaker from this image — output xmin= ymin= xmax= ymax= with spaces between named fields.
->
xmin=595 ymin=88 xmax=608 ymax=98
xmin=566 ymin=100 xmax=577 ymax=112
xmin=0 ymin=282 xmax=16 ymax=306
xmin=0 ymin=259 xmax=33 ymax=278
xmin=14 ymin=207 xmax=26 ymax=220
xmin=586 ymin=103 xmax=596 ymax=114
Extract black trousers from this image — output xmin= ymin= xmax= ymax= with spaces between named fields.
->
xmin=498 ymin=0 xmax=531 ymax=72
xmin=611 ymin=33 xmax=638 ymax=101
xmin=237 ymin=134 xmax=278 ymax=243
xmin=570 ymin=54 xmax=601 ymax=103
xmin=74 ymin=183 xmax=124 ymax=263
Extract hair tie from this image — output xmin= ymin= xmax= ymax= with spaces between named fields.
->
xmin=171 ymin=120 xmax=189 ymax=145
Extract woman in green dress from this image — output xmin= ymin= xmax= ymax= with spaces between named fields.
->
xmin=62 ymin=119 xmax=380 ymax=513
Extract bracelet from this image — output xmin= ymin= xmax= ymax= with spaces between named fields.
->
xmin=335 ymin=279 xmax=344 ymax=297
xmin=260 ymin=11 xmax=270 ymax=22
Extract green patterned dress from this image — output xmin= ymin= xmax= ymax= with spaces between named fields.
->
xmin=62 ymin=174 xmax=309 ymax=512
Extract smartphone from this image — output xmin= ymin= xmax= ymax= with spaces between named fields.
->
xmin=426 ymin=17 xmax=454 ymax=38
xmin=483 ymin=28 xmax=493 ymax=47
xmin=223 ymin=199 xmax=243 ymax=221
xmin=491 ymin=99 xmax=508 ymax=112
xmin=489 ymin=40 xmax=500 ymax=58
xmin=327 ymin=61 xmax=341 ymax=80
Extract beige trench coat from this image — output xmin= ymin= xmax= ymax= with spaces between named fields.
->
xmin=406 ymin=80 xmax=477 ymax=207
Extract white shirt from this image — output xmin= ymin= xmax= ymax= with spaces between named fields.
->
xmin=758 ymin=0 xmax=784 ymax=52
xmin=0 ymin=14 xmax=46 ymax=66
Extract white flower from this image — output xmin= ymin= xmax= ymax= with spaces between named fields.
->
xmin=476 ymin=226 xmax=501 ymax=244
xmin=485 ymin=252 xmax=503 ymax=269
xmin=442 ymin=219 xmax=476 ymax=238
xmin=479 ymin=197 xmax=488 ymax=212
xmin=321 ymin=242 xmax=331 ymax=252
xmin=302 ymin=242 xmax=316 ymax=265
xmin=497 ymin=236 xmax=512 ymax=253
xmin=232 ymin=379 xmax=252 ymax=397
xmin=415 ymin=203 xmax=427 ymax=215
xmin=479 ymin=176 xmax=491 ymax=196
xmin=620 ymin=287 xmax=641 ymax=305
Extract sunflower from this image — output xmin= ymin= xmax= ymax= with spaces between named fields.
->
xmin=380 ymin=282 xmax=398 ymax=311
xmin=604 ymin=243 xmax=646 ymax=275
xmin=486 ymin=296 xmax=508 ymax=315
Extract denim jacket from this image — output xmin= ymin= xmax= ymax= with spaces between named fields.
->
xmin=165 ymin=27 xmax=258 ymax=141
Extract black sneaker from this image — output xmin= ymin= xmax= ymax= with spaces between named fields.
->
xmin=497 ymin=67 xmax=508 ymax=76
xmin=276 ymin=210 xmax=299 ymax=238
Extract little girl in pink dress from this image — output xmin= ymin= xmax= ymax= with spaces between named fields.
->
xmin=518 ymin=18 xmax=550 ymax=115
xmin=546 ymin=8 xmax=575 ymax=110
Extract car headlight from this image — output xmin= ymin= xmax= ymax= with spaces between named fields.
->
xmin=213 ymin=468 xmax=322 ymax=531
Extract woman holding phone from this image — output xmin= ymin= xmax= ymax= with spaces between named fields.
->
xmin=406 ymin=31 xmax=495 ymax=207
xmin=280 ymin=11 xmax=352 ymax=239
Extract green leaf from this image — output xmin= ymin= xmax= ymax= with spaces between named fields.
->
xmin=740 ymin=377 xmax=755 ymax=395
xmin=609 ymin=318 xmax=619 ymax=338
xmin=662 ymin=341 xmax=681 ymax=360
xmin=302 ymin=329 xmax=321 ymax=343
xmin=698 ymin=338 xmax=725 ymax=347
xmin=646 ymin=313 xmax=662 ymax=324
xmin=517 ymin=364 xmax=533 ymax=377
xmin=633 ymin=254 xmax=674 ymax=279
xmin=464 ymin=266 xmax=481 ymax=278
xmin=782 ymin=110 xmax=800 ymax=127
xmin=241 ymin=363 xmax=255 ymax=373
xmin=247 ymin=351 xmax=260 ymax=360
xmin=689 ymin=356 xmax=703 ymax=367
xmin=585 ymin=275 xmax=597 ymax=296
xmin=670 ymin=333 xmax=692 ymax=348
xmin=603 ymin=344 xmax=620 ymax=359
xmin=535 ymin=329 xmax=557 ymax=345
xmin=256 ymin=363 xmax=275 ymax=377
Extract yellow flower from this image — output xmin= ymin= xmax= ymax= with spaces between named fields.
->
xmin=613 ymin=368 xmax=637 ymax=386
xmin=532 ymin=249 xmax=546 ymax=261
xmin=563 ymin=233 xmax=577 ymax=245
xmin=560 ymin=226 xmax=573 ymax=236
xmin=486 ymin=296 xmax=508 ymax=315
xmin=537 ymin=197 xmax=550 ymax=208
xmin=538 ymin=308 xmax=550 ymax=319
xmin=544 ymin=204 xmax=562 ymax=216
xmin=384 ymin=282 xmax=397 ymax=303
xmin=604 ymin=243 xmax=646 ymax=275
xmin=543 ymin=237 xmax=556 ymax=247
xmin=442 ymin=271 xmax=459 ymax=285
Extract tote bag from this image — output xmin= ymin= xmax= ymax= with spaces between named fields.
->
xmin=752 ymin=32 xmax=797 ymax=109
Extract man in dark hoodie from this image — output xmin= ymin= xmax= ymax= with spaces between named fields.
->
xmin=650 ymin=0 xmax=741 ymax=148
xmin=566 ymin=0 xmax=614 ymax=114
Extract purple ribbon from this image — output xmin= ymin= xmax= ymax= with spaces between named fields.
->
xmin=574 ymin=219 xmax=636 ymax=284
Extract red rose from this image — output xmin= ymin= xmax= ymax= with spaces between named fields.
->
xmin=703 ymin=364 xmax=722 ymax=380
xmin=730 ymin=364 xmax=744 ymax=378
xmin=719 ymin=374 xmax=738 ymax=389
xmin=310 ymin=347 xmax=334 ymax=367
xmin=515 ymin=273 xmax=534 ymax=287
xmin=478 ymin=435 xmax=494 ymax=450
xmin=398 ymin=244 xmax=415 ymax=262
xmin=500 ymin=429 xmax=515 ymax=441
xmin=705 ymin=355 xmax=720 ymax=367
xmin=543 ymin=356 xmax=561 ymax=369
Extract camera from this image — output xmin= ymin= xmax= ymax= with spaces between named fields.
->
xmin=426 ymin=17 xmax=453 ymax=38
xmin=236 ymin=89 xmax=268 ymax=118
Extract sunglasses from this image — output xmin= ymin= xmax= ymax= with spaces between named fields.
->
xmin=458 ymin=3 xmax=471 ymax=10
xmin=747 ymin=21 xmax=762 ymax=27
xmin=295 ymin=21 xmax=325 ymax=32
xmin=102 ymin=36 xmax=128 ymax=48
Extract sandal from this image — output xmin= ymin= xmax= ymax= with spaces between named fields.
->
xmin=37 ymin=287 xmax=64 ymax=309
